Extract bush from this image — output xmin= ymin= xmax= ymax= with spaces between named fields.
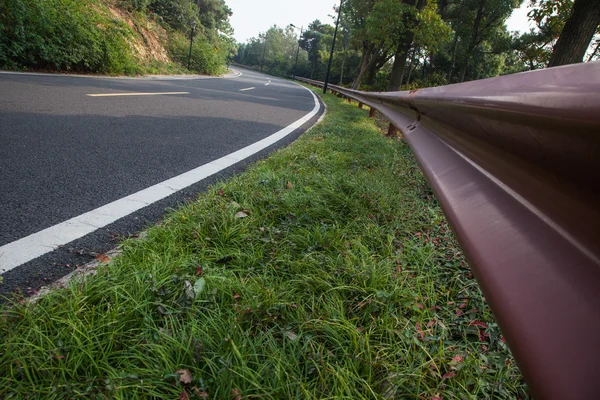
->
xmin=148 ymin=0 xmax=198 ymax=31
xmin=119 ymin=0 xmax=151 ymax=11
xmin=0 ymin=0 xmax=142 ymax=75
xmin=168 ymin=33 xmax=229 ymax=75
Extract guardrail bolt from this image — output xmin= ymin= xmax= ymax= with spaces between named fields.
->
xmin=369 ymin=108 xmax=377 ymax=118
xmin=387 ymin=123 xmax=398 ymax=137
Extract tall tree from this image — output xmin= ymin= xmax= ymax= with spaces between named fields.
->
xmin=453 ymin=0 xmax=519 ymax=82
xmin=548 ymin=0 xmax=600 ymax=66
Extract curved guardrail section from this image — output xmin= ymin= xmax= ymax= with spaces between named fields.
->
xmin=296 ymin=63 xmax=600 ymax=400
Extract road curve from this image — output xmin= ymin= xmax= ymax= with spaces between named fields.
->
xmin=0 ymin=68 xmax=323 ymax=298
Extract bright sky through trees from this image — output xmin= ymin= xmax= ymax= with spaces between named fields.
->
xmin=227 ymin=0 xmax=533 ymax=43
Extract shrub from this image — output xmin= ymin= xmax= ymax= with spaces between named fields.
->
xmin=168 ymin=32 xmax=229 ymax=75
xmin=0 ymin=0 xmax=142 ymax=75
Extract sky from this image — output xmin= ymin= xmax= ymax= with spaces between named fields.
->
xmin=227 ymin=0 xmax=536 ymax=44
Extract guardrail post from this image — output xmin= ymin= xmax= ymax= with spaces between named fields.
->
xmin=358 ymin=102 xmax=364 ymax=109
xmin=368 ymin=108 xmax=377 ymax=118
xmin=387 ymin=123 xmax=398 ymax=137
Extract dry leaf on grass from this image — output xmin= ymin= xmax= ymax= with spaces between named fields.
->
xmin=231 ymin=388 xmax=242 ymax=400
xmin=96 ymin=254 xmax=110 ymax=263
xmin=177 ymin=369 xmax=193 ymax=384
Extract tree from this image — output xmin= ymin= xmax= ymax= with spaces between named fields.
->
xmin=547 ymin=0 xmax=600 ymax=66
xmin=453 ymin=0 xmax=520 ymax=82
xmin=300 ymin=20 xmax=333 ymax=79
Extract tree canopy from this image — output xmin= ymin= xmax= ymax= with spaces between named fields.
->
xmin=235 ymin=0 xmax=599 ymax=91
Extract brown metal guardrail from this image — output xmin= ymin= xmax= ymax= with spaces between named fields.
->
xmin=295 ymin=63 xmax=600 ymax=400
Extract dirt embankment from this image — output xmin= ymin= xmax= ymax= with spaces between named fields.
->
xmin=105 ymin=4 xmax=171 ymax=64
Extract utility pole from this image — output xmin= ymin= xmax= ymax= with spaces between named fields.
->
xmin=291 ymin=24 xmax=303 ymax=80
xmin=187 ymin=20 xmax=197 ymax=70
xmin=323 ymin=0 xmax=343 ymax=93
xmin=260 ymin=33 xmax=268 ymax=72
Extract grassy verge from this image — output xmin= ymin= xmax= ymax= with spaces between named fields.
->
xmin=0 ymin=89 xmax=528 ymax=399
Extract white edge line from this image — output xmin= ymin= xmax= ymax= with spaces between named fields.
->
xmin=86 ymin=92 xmax=190 ymax=97
xmin=0 ymin=86 xmax=321 ymax=274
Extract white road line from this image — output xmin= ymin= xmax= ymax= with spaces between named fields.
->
xmin=87 ymin=92 xmax=190 ymax=97
xmin=239 ymin=87 xmax=255 ymax=91
xmin=0 ymin=86 xmax=321 ymax=274
xmin=265 ymin=82 xmax=270 ymax=86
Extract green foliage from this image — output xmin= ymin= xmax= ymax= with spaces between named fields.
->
xmin=120 ymin=0 xmax=152 ymax=11
xmin=0 ymin=0 xmax=235 ymax=76
xmin=0 ymin=0 xmax=142 ymax=74
xmin=148 ymin=0 xmax=199 ymax=31
xmin=168 ymin=32 xmax=231 ymax=75
xmin=235 ymin=25 xmax=312 ymax=78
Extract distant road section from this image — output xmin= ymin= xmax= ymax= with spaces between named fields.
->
xmin=0 ymin=68 xmax=322 ymax=296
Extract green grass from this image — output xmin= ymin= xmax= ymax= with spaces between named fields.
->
xmin=0 ymin=89 xmax=528 ymax=399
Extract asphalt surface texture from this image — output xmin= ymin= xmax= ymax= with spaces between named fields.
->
xmin=0 ymin=68 xmax=324 ymax=300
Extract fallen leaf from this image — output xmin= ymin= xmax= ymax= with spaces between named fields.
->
xmin=218 ymin=188 xmax=224 ymax=196
xmin=286 ymin=181 xmax=293 ymax=189
xmin=184 ymin=281 xmax=195 ymax=300
xmin=469 ymin=320 xmax=488 ymax=329
xmin=195 ymin=266 xmax=203 ymax=276
xmin=284 ymin=331 xmax=299 ymax=341
xmin=231 ymin=388 xmax=242 ymax=400
xmin=415 ymin=322 xmax=425 ymax=340
xmin=233 ymin=293 xmax=241 ymax=299
xmin=96 ymin=254 xmax=110 ymax=263
xmin=451 ymin=355 xmax=464 ymax=363
xmin=235 ymin=212 xmax=248 ymax=219
xmin=179 ymin=391 xmax=190 ymax=400
xmin=192 ymin=388 xmax=209 ymax=399
xmin=176 ymin=369 xmax=193 ymax=384
xmin=193 ymin=278 xmax=206 ymax=297
xmin=442 ymin=372 xmax=457 ymax=379
xmin=455 ymin=309 xmax=463 ymax=316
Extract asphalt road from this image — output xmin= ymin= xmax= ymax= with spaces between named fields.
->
xmin=0 ymin=68 xmax=323 ymax=298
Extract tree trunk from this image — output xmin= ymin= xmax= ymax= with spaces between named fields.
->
xmin=459 ymin=0 xmax=486 ymax=82
xmin=405 ymin=47 xmax=419 ymax=87
xmin=353 ymin=46 xmax=373 ymax=89
xmin=548 ymin=0 xmax=600 ymax=67
xmin=365 ymin=61 xmax=378 ymax=86
xmin=458 ymin=61 xmax=469 ymax=83
xmin=447 ymin=34 xmax=459 ymax=81
xmin=588 ymin=41 xmax=600 ymax=62
xmin=388 ymin=0 xmax=426 ymax=91
xmin=388 ymin=44 xmax=410 ymax=91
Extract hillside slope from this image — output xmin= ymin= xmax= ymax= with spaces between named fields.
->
xmin=0 ymin=0 xmax=234 ymax=76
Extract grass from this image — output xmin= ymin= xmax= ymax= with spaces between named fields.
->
xmin=0 ymin=88 xmax=529 ymax=399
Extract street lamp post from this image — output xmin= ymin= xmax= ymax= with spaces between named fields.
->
xmin=290 ymin=24 xmax=303 ymax=80
xmin=323 ymin=0 xmax=343 ymax=94
xmin=187 ymin=20 xmax=198 ymax=71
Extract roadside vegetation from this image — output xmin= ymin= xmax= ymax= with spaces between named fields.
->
xmin=235 ymin=0 xmax=600 ymax=90
xmin=0 ymin=88 xmax=528 ymax=399
xmin=0 ymin=0 xmax=236 ymax=75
